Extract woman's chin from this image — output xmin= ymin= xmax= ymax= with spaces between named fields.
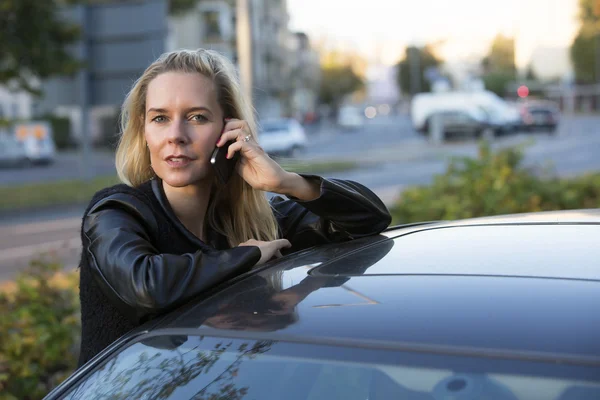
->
xmin=160 ymin=170 xmax=211 ymax=188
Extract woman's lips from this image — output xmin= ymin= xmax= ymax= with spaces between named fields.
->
xmin=165 ymin=156 xmax=192 ymax=168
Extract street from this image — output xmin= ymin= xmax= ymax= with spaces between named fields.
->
xmin=1 ymin=113 xmax=600 ymax=281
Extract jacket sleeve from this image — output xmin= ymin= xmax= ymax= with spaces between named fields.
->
xmin=82 ymin=193 xmax=261 ymax=323
xmin=271 ymin=174 xmax=392 ymax=252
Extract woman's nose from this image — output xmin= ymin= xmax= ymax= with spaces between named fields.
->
xmin=166 ymin=120 xmax=189 ymax=145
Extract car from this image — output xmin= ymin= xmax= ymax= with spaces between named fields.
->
xmin=518 ymin=100 xmax=560 ymax=133
xmin=426 ymin=108 xmax=502 ymax=141
xmin=0 ymin=132 xmax=27 ymax=167
xmin=44 ymin=210 xmax=600 ymax=400
xmin=15 ymin=122 xmax=56 ymax=165
xmin=411 ymin=91 xmax=520 ymax=134
xmin=258 ymin=118 xmax=307 ymax=158
xmin=337 ymin=106 xmax=365 ymax=130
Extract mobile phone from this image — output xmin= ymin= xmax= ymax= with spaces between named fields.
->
xmin=210 ymin=121 xmax=240 ymax=184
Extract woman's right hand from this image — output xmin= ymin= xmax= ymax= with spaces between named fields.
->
xmin=238 ymin=239 xmax=291 ymax=265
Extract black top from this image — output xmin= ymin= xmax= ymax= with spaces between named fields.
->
xmin=78 ymin=175 xmax=391 ymax=366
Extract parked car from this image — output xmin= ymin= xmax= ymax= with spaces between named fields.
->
xmin=518 ymin=100 xmax=560 ymax=133
xmin=427 ymin=107 xmax=502 ymax=140
xmin=337 ymin=105 xmax=365 ymax=130
xmin=0 ymin=133 xmax=27 ymax=167
xmin=411 ymin=91 xmax=520 ymax=134
xmin=45 ymin=209 xmax=600 ymax=400
xmin=15 ymin=122 xmax=56 ymax=165
xmin=258 ymin=118 xmax=307 ymax=158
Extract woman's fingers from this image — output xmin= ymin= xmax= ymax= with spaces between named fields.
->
xmin=217 ymin=119 xmax=252 ymax=146
xmin=216 ymin=128 xmax=243 ymax=146
xmin=274 ymin=239 xmax=291 ymax=250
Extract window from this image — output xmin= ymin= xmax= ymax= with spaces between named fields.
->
xmin=62 ymin=334 xmax=600 ymax=400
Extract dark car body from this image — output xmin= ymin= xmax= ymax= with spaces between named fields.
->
xmin=519 ymin=100 xmax=560 ymax=132
xmin=45 ymin=210 xmax=600 ymax=399
xmin=428 ymin=110 xmax=504 ymax=140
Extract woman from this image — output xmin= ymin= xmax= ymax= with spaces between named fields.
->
xmin=78 ymin=48 xmax=391 ymax=366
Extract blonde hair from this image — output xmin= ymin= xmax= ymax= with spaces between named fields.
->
xmin=115 ymin=49 xmax=279 ymax=246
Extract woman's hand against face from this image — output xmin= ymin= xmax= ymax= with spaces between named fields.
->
xmin=238 ymin=238 xmax=291 ymax=265
xmin=216 ymin=118 xmax=291 ymax=192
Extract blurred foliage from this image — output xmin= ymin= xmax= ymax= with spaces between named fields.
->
xmin=396 ymin=45 xmax=442 ymax=95
xmin=318 ymin=65 xmax=364 ymax=111
xmin=0 ymin=0 xmax=83 ymax=95
xmin=95 ymin=111 xmax=120 ymax=150
xmin=482 ymin=71 xmax=515 ymax=97
xmin=570 ymin=0 xmax=600 ymax=83
xmin=41 ymin=115 xmax=74 ymax=150
xmin=480 ymin=34 xmax=516 ymax=96
xmin=481 ymin=34 xmax=516 ymax=76
xmin=0 ymin=255 xmax=80 ymax=400
xmin=390 ymin=141 xmax=600 ymax=224
xmin=571 ymin=24 xmax=599 ymax=84
xmin=525 ymin=65 xmax=538 ymax=81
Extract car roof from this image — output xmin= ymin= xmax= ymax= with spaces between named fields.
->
xmin=147 ymin=210 xmax=600 ymax=365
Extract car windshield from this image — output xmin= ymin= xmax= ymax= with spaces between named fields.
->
xmin=63 ymin=335 xmax=599 ymax=400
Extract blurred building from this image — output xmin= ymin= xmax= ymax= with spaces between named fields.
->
xmin=3 ymin=0 xmax=318 ymax=147
xmin=168 ymin=0 xmax=317 ymax=121
xmin=287 ymin=32 xmax=320 ymax=122
xmin=167 ymin=0 xmax=237 ymax=61
xmin=34 ymin=0 xmax=169 ymax=146
xmin=0 ymin=89 xmax=33 ymax=121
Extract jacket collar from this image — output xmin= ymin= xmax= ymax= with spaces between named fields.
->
xmin=150 ymin=178 xmax=226 ymax=250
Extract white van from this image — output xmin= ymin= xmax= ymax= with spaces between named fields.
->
xmin=411 ymin=91 xmax=520 ymax=134
xmin=15 ymin=122 xmax=56 ymax=164
xmin=0 ymin=132 xmax=27 ymax=167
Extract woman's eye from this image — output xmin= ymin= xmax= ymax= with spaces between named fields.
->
xmin=190 ymin=114 xmax=208 ymax=122
xmin=151 ymin=115 xmax=167 ymax=123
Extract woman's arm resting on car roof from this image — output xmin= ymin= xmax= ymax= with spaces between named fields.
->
xmin=82 ymin=194 xmax=261 ymax=323
xmin=270 ymin=174 xmax=392 ymax=251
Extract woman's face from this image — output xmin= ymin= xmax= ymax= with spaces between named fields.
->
xmin=144 ymin=72 xmax=224 ymax=188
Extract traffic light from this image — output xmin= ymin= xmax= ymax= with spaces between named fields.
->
xmin=517 ymin=85 xmax=529 ymax=98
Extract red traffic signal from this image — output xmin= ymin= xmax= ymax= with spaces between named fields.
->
xmin=517 ymin=85 xmax=529 ymax=98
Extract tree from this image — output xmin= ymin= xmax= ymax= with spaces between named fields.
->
xmin=482 ymin=34 xmax=516 ymax=75
xmin=570 ymin=0 xmax=600 ymax=83
xmin=480 ymin=34 xmax=516 ymax=96
xmin=318 ymin=65 xmax=364 ymax=111
xmin=525 ymin=65 xmax=538 ymax=81
xmin=0 ymin=0 xmax=83 ymax=95
xmin=395 ymin=45 xmax=442 ymax=95
xmin=482 ymin=71 xmax=515 ymax=97
xmin=66 ymin=339 xmax=274 ymax=400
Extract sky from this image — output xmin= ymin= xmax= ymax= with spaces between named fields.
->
xmin=287 ymin=0 xmax=579 ymax=69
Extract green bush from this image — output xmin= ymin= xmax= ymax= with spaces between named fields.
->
xmin=95 ymin=112 xmax=120 ymax=150
xmin=0 ymin=255 xmax=80 ymax=400
xmin=42 ymin=115 xmax=73 ymax=150
xmin=390 ymin=141 xmax=600 ymax=224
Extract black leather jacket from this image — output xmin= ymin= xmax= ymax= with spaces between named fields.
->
xmin=82 ymin=175 xmax=391 ymax=324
